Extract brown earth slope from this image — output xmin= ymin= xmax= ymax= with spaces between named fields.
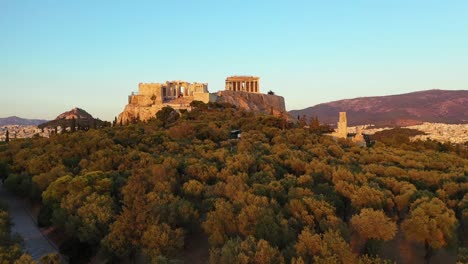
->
xmin=289 ymin=89 xmax=468 ymax=127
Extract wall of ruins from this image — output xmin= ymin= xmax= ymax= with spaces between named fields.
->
xmin=137 ymin=81 xmax=209 ymax=102
xmin=194 ymin=93 xmax=218 ymax=104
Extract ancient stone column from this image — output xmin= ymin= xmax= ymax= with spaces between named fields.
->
xmin=337 ymin=112 xmax=347 ymax=138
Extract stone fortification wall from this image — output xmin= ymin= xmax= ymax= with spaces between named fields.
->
xmin=139 ymin=83 xmax=162 ymax=96
xmin=194 ymin=93 xmax=217 ymax=103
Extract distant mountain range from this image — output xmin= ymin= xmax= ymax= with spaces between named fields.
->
xmin=289 ymin=89 xmax=468 ymax=127
xmin=0 ymin=116 xmax=48 ymax=126
xmin=38 ymin=107 xmax=110 ymax=129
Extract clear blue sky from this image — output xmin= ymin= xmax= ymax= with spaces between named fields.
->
xmin=1 ymin=0 xmax=467 ymax=121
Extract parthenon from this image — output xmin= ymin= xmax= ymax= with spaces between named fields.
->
xmin=225 ymin=76 xmax=260 ymax=93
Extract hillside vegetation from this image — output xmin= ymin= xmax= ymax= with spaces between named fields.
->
xmin=0 ymin=102 xmax=466 ymax=263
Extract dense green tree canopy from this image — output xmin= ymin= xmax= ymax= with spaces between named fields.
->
xmin=0 ymin=103 xmax=466 ymax=263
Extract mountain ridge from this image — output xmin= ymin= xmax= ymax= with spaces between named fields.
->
xmin=289 ymin=89 xmax=468 ymax=127
xmin=0 ymin=116 xmax=49 ymax=126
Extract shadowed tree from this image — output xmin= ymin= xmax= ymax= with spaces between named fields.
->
xmin=350 ymin=208 xmax=397 ymax=254
xmin=209 ymin=236 xmax=284 ymax=264
xmin=156 ymin=106 xmax=179 ymax=127
xmin=295 ymin=229 xmax=356 ymax=263
xmin=402 ymin=197 xmax=457 ymax=263
xmin=70 ymin=117 xmax=76 ymax=132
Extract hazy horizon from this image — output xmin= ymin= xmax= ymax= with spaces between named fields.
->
xmin=2 ymin=1 xmax=468 ymax=121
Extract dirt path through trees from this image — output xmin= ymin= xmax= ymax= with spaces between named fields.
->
xmin=0 ymin=183 xmax=58 ymax=260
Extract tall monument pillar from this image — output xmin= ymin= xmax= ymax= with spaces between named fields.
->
xmin=337 ymin=112 xmax=347 ymax=138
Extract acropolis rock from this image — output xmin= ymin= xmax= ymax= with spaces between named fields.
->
xmin=117 ymin=76 xmax=287 ymax=124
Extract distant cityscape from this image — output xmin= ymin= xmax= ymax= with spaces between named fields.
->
xmin=2 ymin=121 xmax=467 ymax=144
xmin=349 ymin=123 xmax=468 ymax=144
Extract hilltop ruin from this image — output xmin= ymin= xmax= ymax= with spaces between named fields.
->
xmin=117 ymin=76 xmax=286 ymax=124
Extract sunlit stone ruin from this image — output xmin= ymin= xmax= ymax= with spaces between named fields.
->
xmin=331 ymin=112 xmax=367 ymax=146
xmin=334 ymin=112 xmax=348 ymax=138
xmin=134 ymin=81 xmax=213 ymax=105
xmin=225 ymin=76 xmax=260 ymax=93
xmin=117 ymin=75 xmax=287 ymax=124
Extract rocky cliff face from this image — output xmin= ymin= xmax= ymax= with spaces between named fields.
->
xmin=117 ymin=104 xmax=162 ymax=125
xmin=56 ymin=107 xmax=94 ymax=120
xmin=216 ymin=91 xmax=286 ymax=116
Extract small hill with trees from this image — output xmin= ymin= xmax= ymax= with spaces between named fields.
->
xmin=38 ymin=107 xmax=110 ymax=131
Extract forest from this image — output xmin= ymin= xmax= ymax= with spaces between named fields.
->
xmin=0 ymin=102 xmax=467 ymax=264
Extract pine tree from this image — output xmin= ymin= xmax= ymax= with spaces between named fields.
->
xmin=71 ymin=117 xmax=76 ymax=132
xmin=5 ymin=130 xmax=9 ymax=143
xmin=77 ymin=115 xmax=81 ymax=130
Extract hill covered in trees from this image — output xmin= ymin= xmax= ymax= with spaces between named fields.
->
xmin=0 ymin=102 xmax=466 ymax=263
xmin=38 ymin=107 xmax=110 ymax=131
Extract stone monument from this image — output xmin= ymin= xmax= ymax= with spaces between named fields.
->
xmin=225 ymin=76 xmax=260 ymax=93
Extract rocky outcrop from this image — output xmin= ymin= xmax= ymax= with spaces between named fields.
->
xmin=216 ymin=91 xmax=286 ymax=116
xmin=55 ymin=107 xmax=93 ymax=120
xmin=117 ymin=104 xmax=163 ymax=125
xmin=117 ymin=90 xmax=287 ymax=124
